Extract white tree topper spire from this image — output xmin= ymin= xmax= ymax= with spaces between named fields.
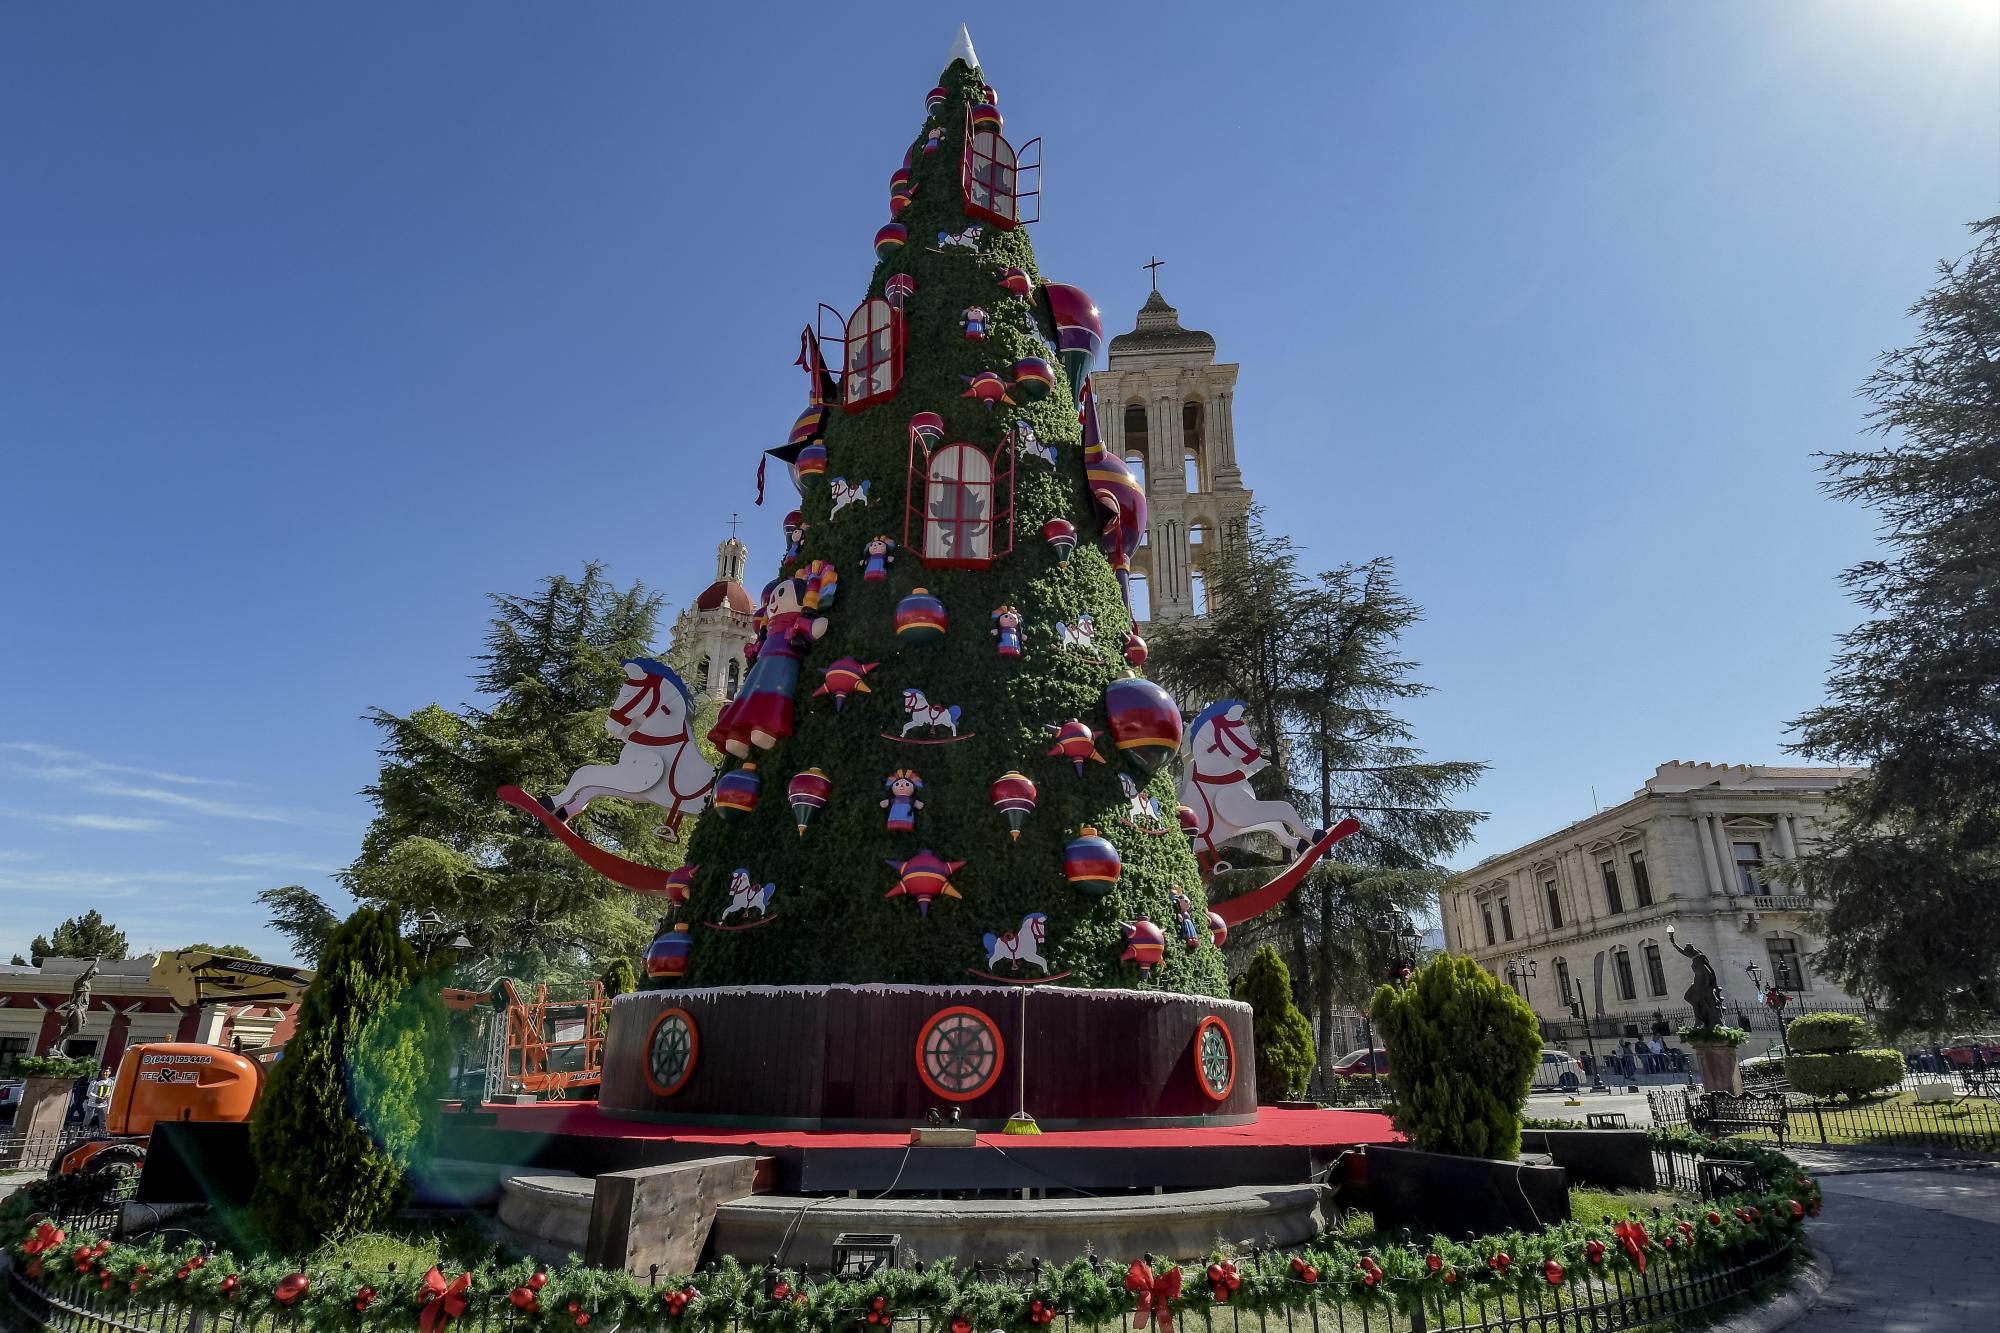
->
xmin=946 ymin=23 xmax=980 ymax=72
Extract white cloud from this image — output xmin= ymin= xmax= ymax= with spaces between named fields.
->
xmin=1 ymin=741 xmax=238 ymax=788
xmin=0 ymin=808 xmax=171 ymax=832
xmin=86 ymin=783 xmax=296 ymax=824
xmin=0 ymin=868 xmax=260 ymax=894
xmin=219 ymin=852 xmax=343 ymax=874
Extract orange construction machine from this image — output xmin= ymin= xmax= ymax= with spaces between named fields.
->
xmin=441 ymin=978 xmax=608 ymax=1100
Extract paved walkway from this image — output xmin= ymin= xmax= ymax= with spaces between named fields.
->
xmin=1794 ymin=1163 xmax=2000 ymax=1332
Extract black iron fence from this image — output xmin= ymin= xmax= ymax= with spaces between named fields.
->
xmin=0 ymin=1126 xmax=91 ymax=1174
xmin=1650 ymin=1087 xmax=2000 ymax=1154
xmin=8 ymin=1234 xmax=1800 ymax=1333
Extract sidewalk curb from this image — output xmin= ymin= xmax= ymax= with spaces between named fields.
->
xmin=1704 ymin=1250 xmax=1828 ymax=1333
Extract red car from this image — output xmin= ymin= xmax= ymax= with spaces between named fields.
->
xmin=1943 ymin=1035 xmax=2000 ymax=1068
xmin=1330 ymin=1048 xmax=1390 ymax=1076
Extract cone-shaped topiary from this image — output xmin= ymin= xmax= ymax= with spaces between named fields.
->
xmin=249 ymin=908 xmax=446 ymax=1249
xmin=670 ymin=49 xmax=1220 ymax=996
xmin=1235 ymin=946 xmax=1315 ymax=1102
xmin=1371 ymin=954 xmax=1540 ymax=1160
xmin=601 ymin=956 xmax=637 ymax=998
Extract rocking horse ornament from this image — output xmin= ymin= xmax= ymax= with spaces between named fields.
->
xmin=1178 ymin=700 xmax=1363 ymax=927
xmin=496 ymin=657 xmax=719 ymax=894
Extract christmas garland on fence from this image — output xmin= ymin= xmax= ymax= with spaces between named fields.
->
xmin=5 ymin=1130 xmax=1820 ymax=1332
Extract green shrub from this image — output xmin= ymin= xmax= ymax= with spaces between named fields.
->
xmin=1233 ymin=947 xmax=1315 ymax=1103
xmin=1787 ymin=1048 xmax=1906 ymax=1100
xmin=11 ymin=1055 xmax=97 ymax=1080
xmin=1785 ymin=1011 xmax=1872 ymax=1054
xmin=250 ymin=908 xmax=447 ymax=1250
xmin=1678 ymin=1024 xmax=1749 ymax=1047
xmin=1371 ymin=954 xmax=1540 ymax=1160
xmin=601 ymin=956 xmax=637 ymax=998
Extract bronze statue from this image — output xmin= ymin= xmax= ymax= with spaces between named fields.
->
xmin=1666 ymin=928 xmax=1725 ymax=1030
xmin=48 ymin=956 xmax=99 ymax=1054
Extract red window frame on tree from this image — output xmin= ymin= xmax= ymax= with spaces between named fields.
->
xmin=904 ymin=438 xmax=1013 ymax=570
xmin=821 ymin=297 xmax=903 ymax=413
xmin=961 ymin=108 xmax=1041 ymax=228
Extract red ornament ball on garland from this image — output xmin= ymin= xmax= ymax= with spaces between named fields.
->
xmin=512 ymin=1287 xmax=540 ymax=1311
xmin=355 ymin=1286 xmax=377 ymax=1312
xmin=1543 ymin=1260 xmax=1564 ymax=1285
xmin=1487 ymin=1253 xmax=1511 ymax=1273
xmin=1585 ymin=1240 xmax=1606 ymax=1265
xmin=1442 ymin=1267 xmax=1457 ymax=1285
xmin=950 ymin=1319 xmax=972 ymax=1333
xmin=275 ymin=1273 xmax=310 ymax=1307
xmin=1426 ymin=1252 xmax=1442 ymax=1273
xmin=220 ymin=1275 xmax=240 ymax=1299
xmin=1704 ymin=1210 xmax=1723 ymax=1226
xmin=576 ymin=1315 xmax=591 ymax=1327
xmin=1789 ymin=1199 xmax=1804 ymax=1219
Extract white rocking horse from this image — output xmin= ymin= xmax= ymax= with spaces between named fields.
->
xmin=546 ymin=657 xmax=715 ymax=842
xmin=983 ymin=912 xmax=1049 ymax=974
xmin=1177 ymin=701 xmax=1317 ymax=870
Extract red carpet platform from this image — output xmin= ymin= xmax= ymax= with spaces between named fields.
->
xmin=459 ymin=1103 xmax=1399 ymax=1193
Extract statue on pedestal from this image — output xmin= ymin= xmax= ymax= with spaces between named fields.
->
xmin=48 ymin=957 xmax=99 ymax=1055
xmin=1667 ymin=928 xmax=1725 ymax=1029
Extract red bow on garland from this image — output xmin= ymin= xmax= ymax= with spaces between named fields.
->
xmin=1125 ymin=1261 xmax=1182 ymax=1333
xmin=1613 ymin=1221 xmax=1650 ymax=1274
xmin=21 ymin=1223 xmax=66 ymax=1256
xmin=419 ymin=1266 xmax=473 ymax=1333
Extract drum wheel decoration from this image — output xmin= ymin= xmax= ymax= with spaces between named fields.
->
xmin=1194 ymin=1015 xmax=1235 ymax=1102
xmin=645 ymin=1007 xmax=700 ymax=1097
xmin=914 ymin=1005 xmax=1005 ymax=1102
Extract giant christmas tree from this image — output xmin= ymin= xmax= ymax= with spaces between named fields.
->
xmin=673 ymin=34 xmax=1223 ymax=998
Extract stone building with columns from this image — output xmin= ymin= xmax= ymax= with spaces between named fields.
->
xmin=1440 ymin=762 xmax=1869 ymax=1059
xmin=667 ymin=533 xmax=756 ymax=700
xmin=1089 ymin=287 xmax=1253 ymax=623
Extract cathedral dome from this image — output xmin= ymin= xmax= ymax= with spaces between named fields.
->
xmin=1108 ymin=289 xmax=1216 ymax=356
xmin=693 ymin=579 xmax=755 ymax=614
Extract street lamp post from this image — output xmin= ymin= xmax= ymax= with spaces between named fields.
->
xmin=1354 ymin=910 xmax=1422 ymax=1075
xmin=1567 ymin=990 xmax=1607 ymax=1092
xmin=1746 ymin=961 xmax=1794 ymax=1061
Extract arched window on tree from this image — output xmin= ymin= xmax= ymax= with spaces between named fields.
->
xmin=907 ymin=440 xmax=1013 ymax=570
xmin=961 ymin=107 xmax=1040 ymax=228
xmin=725 ymin=658 xmax=741 ymax=699
xmin=829 ymin=297 xmax=902 ymax=411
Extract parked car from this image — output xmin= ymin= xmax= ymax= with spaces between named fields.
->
xmin=0 ymin=1078 xmax=22 ymax=1118
xmin=1329 ymin=1047 xmax=1389 ymax=1077
xmin=1942 ymin=1035 xmax=2000 ymax=1068
xmin=1530 ymin=1050 xmax=1582 ymax=1091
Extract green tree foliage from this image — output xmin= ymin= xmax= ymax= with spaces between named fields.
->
xmin=29 ymin=910 xmax=128 ymax=963
xmin=265 ymin=566 xmax=677 ymax=984
xmin=601 ymin=956 xmax=637 ymax=998
xmin=1783 ymin=1011 xmax=1904 ymax=1101
xmin=1781 ymin=218 xmax=2000 ymax=1038
xmin=1149 ymin=515 xmax=1486 ymax=1076
xmin=179 ymin=943 xmax=260 ymax=961
xmin=250 ymin=908 xmax=446 ymax=1249
xmin=1234 ymin=946 xmax=1315 ymax=1102
xmin=671 ymin=57 xmax=1218 ymax=995
xmin=256 ymin=886 xmax=342 ymax=966
xmin=1371 ymin=955 xmax=1539 ymax=1160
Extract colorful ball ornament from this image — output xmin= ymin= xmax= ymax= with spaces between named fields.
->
xmin=788 ymin=404 xmax=827 ymax=449
xmin=1176 ymin=803 xmax=1199 ymax=834
xmin=874 ymin=223 xmax=907 ymax=259
xmin=926 ymin=86 xmax=947 ymax=113
xmin=909 ymin=411 xmax=945 ymax=451
xmin=646 ymin=921 xmax=692 ymax=979
xmin=1120 ymin=919 xmax=1167 ymax=977
xmin=1041 ymin=517 xmax=1078 ymax=565
xmin=1103 ymin=677 xmax=1184 ymax=777
xmin=885 ymin=273 xmax=916 ymax=310
xmin=971 ymin=103 xmax=1003 ymax=134
xmin=889 ymin=191 xmax=912 ymax=217
xmin=1207 ymin=910 xmax=1228 ymax=948
xmin=895 ymin=588 xmax=949 ymax=644
xmin=814 ymin=656 xmax=877 ymax=710
xmin=998 ymin=267 xmax=1033 ymax=299
xmin=961 ymin=371 xmax=1014 ymax=408
xmin=990 ymin=772 xmax=1038 ymax=841
xmin=714 ymin=763 xmax=761 ymax=819
xmin=1045 ymin=718 xmax=1105 ymax=775
xmin=1011 ymin=356 xmax=1055 ymax=403
xmin=787 ymin=768 xmax=832 ymax=836
xmin=1063 ymin=827 xmax=1121 ymax=896
xmin=1122 ymin=630 xmax=1149 ymax=667
xmin=889 ymin=166 xmax=912 ymax=194
xmin=885 ymin=849 xmax=966 ymax=918
xmin=795 ymin=441 xmax=827 ymax=481
xmin=664 ymin=864 xmax=697 ymax=908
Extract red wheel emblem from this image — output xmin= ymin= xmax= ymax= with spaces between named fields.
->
xmin=914 ymin=1005 xmax=1005 ymax=1102
xmin=1195 ymin=1016 xmax=1235 ymax=1101
xmin=644 ymin=1008 xmax=699 ymax=1097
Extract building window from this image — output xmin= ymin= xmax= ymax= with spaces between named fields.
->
xmin=923 ymin=443 xmax=995 ymax=565
xmin=1498 ymin=897 xmax=1514 ymax=942
xmin=1127 ymin=572 xmax=1152 ymax=621
xmin=1124 ymin=452 xmax=1148 ymax=489
xmin=725 ymin=659 xmax=741 ymax=699
xmin=1481 ymin=905 xmax=1496 ymax=948
xmin=1190 ymin=571 xmax=1208 ymax=617
xmin=1643 ymin=943 xmax=1668 ymax=997
xmin=1184 ymin=448 xmax=1205 ymax=493
xmin=1544 ymin=879 xmax=1563 ymax=929
xmin=1601 ymin=861 xmax=1624 ymax=914
xmin=1189 ymin=522 xmax=1208 ymax=546
xmin=1630 ymin=852 xmax=1653 ymax=907
xmin=696 ymin=656 xmax=711 ymax=694
xmin=1613 ymin=949 xmax=1637 ymax=1002
xmin=1733 ymin=842 xmax=1767 ymax=896
xmin=1554 ymin=958 xmax=1573 ymax=1006
xmin=0 ymin=1035 xmax=28 ymax=1075
xmin=842 ymin=296 xmax=901 ymax=408
xmin=1767 ymin=938 xmax=1810 ymax=992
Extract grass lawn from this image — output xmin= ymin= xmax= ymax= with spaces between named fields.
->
xmin=1568 ymin=1186 xmax=1682 ymax=1226
xmin=1719 ymin=1090 xmax=2000 ymax=1151
xmin=175 ymin=1208 xmax=527 ymax=1276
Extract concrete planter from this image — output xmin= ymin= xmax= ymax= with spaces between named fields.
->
xmin=1366 ymin=1144 xmax=1570 ymax=1237
xmin=0 ymin=1076 xmax=79 ymax=1169
xmin=1688 ymin=1038 xmax=1744 ymax=1096
xmin=1519 ymin=1129 xmax=1655 ymax=1192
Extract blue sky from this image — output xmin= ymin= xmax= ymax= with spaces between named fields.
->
xmin=2 ymin=3 xmax=1995 ymax=965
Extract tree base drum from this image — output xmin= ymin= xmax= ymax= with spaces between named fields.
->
xmin=601 ymin=985 xmax=1255 ymax=1129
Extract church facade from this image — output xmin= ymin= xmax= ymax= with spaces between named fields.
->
xmin=1089 ymin=287 xmax=1254 ymax=623
xmin=667 ymin=535 xmax=756 ymax=700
